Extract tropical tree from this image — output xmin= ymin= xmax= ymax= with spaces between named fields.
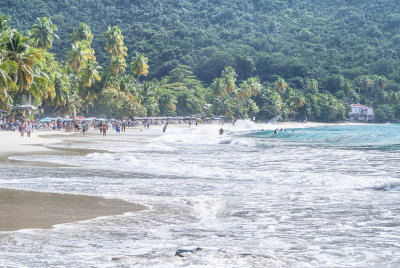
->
xmin=237 ymin=77 xmax=261 ymax=98
xmin=274 ymin=77 xmax=288 ymax=92
xmin=78 ymin=58 xmax=101 ymax=88
xmin=0 ymin=60 xmax=17 ymax=103
xmin=66 ymin=41 xmax=94 ymax=71
xmin=112 ymin=55 xmax=127 ymax=76
xmin=2 ymin=30 xmax=43 ymax=92
xmin=71 ymin=23 xmax=93 ymax=44
xmin=102 ymin=25 xmax=127 ymax=89
xmin=211 ymin=66 xmax=238 ymax=115
xmin=78 ymin=58 xmax=101 ymax=99
xmin=30 ymin=17 xmax=59 ymax=50
xmin=131 ymin=53 xmax=149 ymax=80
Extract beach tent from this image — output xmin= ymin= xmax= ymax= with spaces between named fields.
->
xmin=11 ymin=103 xmax=36 ymax=111
xmin=40 ymin=117 xmax=55 ymax=122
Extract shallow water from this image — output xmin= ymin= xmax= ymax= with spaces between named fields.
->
xmin=1 ymin=122 xmax=400 ymax=267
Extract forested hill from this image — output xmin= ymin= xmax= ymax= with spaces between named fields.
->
xmin=1 ymin=0 xmax=400 ymax=86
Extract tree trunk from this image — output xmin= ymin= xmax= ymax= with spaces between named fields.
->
xmin=215 ymin=97 xmax=225 ymax=117
xmin=47 ymin=98 xmax=80 ymax=117
xmin=102 ymin=51 xmax=113 ymax=91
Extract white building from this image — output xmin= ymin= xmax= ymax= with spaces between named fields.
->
xmin=349 ymin=104 xmax=374 ymax=121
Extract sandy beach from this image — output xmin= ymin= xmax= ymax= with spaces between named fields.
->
xmin=0 ymin=128 xmax=153 ymax=231
xmin=0 ymin=188 xmax=144 ymax=231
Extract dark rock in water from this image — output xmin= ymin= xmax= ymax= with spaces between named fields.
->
xmin=175 ymin=247 xmax=202 ymax=257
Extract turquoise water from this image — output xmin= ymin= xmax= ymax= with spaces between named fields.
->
xmin=249 ymin=124 xmax=400 ymax=150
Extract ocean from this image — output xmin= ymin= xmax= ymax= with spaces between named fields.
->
xmin=1 ymin=122 xmax=400 ymax=267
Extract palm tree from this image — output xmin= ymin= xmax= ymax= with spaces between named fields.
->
xmin=102 ymin=26 xmax=127 ymax=89
xmin=112 ymin=55 xmax=127 ymax=76
xmin=2 ymin=30 xmax=43 ymax=92
xmin=131 ymin=53 xmax=149 ymax=80
xmin=0 ymin=60 xmax=17 ymax=101
xmin=78 ymin=58 xmax=101 ymax=89
xmin=29 ymin=68 xmax=55 ymax=101
xmin=66 ymin=41 xmax=95 ymax=71
xmin=221 ymin=66 xmax=237 ymax=94
xmin=211 ymin=66 xmax=238 ymax=116
xmin=71 ymin=23 xmax=93 ymax=44
xmin=30 ymin=17 xmax=59 ymax=50
xmin=52 ymin=71 xmax=70 ymax=108
xmin=274 ymin=77 xmax=288 ymax=92
xmin=237 ymin=77 xmax=261 ymax=99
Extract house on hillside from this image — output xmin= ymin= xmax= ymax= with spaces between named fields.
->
xmin=349 ymin=104 xmax=374 ymax=122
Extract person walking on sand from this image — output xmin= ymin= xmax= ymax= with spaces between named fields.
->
xmin=82 ymin=123 xmax=86 ymax=135
xmin=99 ymin=122 xmax=103 ymax=135
xmin=19 ymin=122 xmax=25 ymax=137
xmin=103 ymin=123 xmax=107 ymax=136
xmin=26 ymin=121 xmax=33 ymax=137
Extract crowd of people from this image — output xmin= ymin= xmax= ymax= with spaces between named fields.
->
xmin=0 ymin=114 xmax=214 ymax=137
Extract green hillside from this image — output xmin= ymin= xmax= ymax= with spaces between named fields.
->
xmin=1 ymin=0 xmax=400 ymax=122
xmin=2 ymin=0 xmax=400 ymax=84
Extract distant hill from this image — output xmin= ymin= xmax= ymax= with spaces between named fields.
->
xmin=1 ymin=0 xmax=400 ymax=87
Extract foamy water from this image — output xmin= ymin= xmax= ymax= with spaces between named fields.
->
xmin=1 ymin=122 xmax=400 ymax=267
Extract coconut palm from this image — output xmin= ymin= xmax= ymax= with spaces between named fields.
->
xmin=237 ymin=77 xmax=261 ymax=99
xmin=2 ymin=30 xmax=43 ymax=92
xmin=78 ymin=58 xmax=101 ymax=89
xmin=274 ymin=77 xmax=288 ymax=92
xmin=111 ymin=55 xmax=127 ymax=76
xmin=29 ymin=68 xmax=55 ymax=100
xmin=212 ymin=66 xmax=237 ymax=98
xmin=221 ymin=66 xmax=237 ymax=94
xmin=52 ymin=71 xmax=70 ymax=107
xmin=102 ymin=26 xmax=127 ymax=89
xmin=71 ymin=23 xmax=93 ymax=44
xmin=30 ymin=17 xmax=59 ymax=50
xmin=0 ymin=60 xmax=17 ymax=101
xmin=66 ymin=41 xmax=95 ymax=71
xmin=131 ymin=53 xmax=149 ymax=80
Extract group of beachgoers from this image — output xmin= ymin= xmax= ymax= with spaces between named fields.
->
xmin=1 ymin=114 xmax=228 ymax=137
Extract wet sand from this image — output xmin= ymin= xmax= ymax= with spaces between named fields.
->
xmin=0 ymin=128 xmax=153 ymax=231
xmin=0 ymin=188 xmax=144 ymax=232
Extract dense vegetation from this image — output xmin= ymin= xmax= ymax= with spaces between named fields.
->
xmin=1 ymin=0 xmax=400 ymax=122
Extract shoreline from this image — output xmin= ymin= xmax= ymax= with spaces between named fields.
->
xmin=0 ymin=188 xmax=145 ymax=232
xmin=0 ymin=121 xmax=385 ymax=231
xmin=0 ymin=128 xmax=155 ymax=232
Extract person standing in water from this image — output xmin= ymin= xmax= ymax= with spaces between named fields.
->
xmin=219 ymin=128 xmax=224 ymax=135
xmin=163 ymin=124 xmax=167 ymax=133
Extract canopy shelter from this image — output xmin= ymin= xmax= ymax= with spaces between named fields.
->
xmin=11 ymin=103 xmax=36 ymax=112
